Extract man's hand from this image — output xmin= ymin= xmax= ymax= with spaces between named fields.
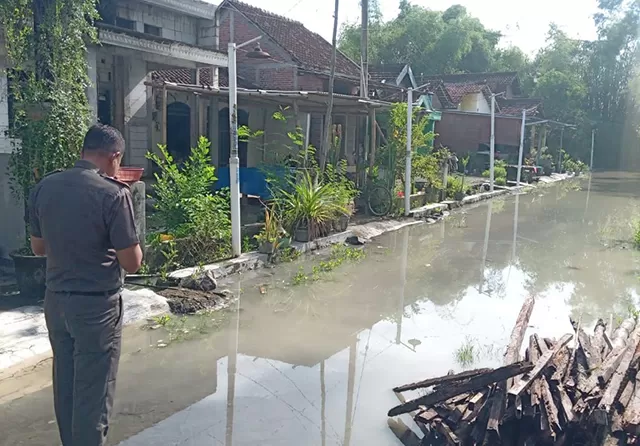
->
xmin=116 ymin=244 xmax=143 ymax=273
xmin=30 ymin=236 xmax=46 ymax=256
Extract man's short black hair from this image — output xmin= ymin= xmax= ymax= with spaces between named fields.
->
xmin=82 ymin=124 xmax=125 ymax=154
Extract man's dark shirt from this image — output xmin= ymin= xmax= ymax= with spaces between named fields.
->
xmin=29 ymin=160 xmax=139 ymax=292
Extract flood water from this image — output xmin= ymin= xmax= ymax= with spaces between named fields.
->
xmin=2 ymin=172 xmax=640 ymax=446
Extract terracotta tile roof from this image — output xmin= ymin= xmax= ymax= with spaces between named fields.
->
xmin=425 ymin=72 xmax=520 ymax=96
xmin=444 ymin=82 xmax=492 ymax=105
xmin=223 ymin=1 xmax=360 ymax=79
xmin=369 ymin=64 xmax=407 ymax=84
xmin=497 ymin=97 xmax=544 ymax=118
xmin=151 ymin=67 xmax=257 ymax=89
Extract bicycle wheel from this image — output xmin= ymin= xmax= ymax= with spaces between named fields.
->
xmin=368 ymin=185 xmax=393 ymax=216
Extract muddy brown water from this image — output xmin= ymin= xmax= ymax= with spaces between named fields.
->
xmin=2 ymin=172 xmax=640 ymax=446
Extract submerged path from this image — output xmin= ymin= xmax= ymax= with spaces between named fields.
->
xmin=1 ymin=172 xmax=640 ymax=446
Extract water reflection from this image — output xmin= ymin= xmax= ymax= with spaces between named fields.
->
xmin=117 ymin=172 xmax=640 ymax=446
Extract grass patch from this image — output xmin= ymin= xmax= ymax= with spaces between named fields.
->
xmin=454 ymin=337 xmax=476 ymax=368
xmin=290 ymin=244 xmax=365 ymax=286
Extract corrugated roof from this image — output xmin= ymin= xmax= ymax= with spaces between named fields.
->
xmin=222 ymin=1 xmax=360 ymax=79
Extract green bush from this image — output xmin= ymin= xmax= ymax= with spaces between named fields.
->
xmin=412 ymin=154 xmax=442 ymax=189
xmin=446 ymin=175 xmax=471 ymax=198
xmin=147 ymin=137 xmax=231 ymax=267
xmin=482 ymin=160 xmax=507 ymax=185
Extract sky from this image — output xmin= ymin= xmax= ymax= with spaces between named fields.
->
xmin=226 ymin=0 xmax=601 ymax=55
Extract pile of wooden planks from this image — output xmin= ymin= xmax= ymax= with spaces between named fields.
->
xmin=388 ymin=298 xmax=640 ymax=445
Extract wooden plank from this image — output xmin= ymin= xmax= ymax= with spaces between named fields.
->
xmin=551 ymin=381 xmax=576 ymax=424
xmin=468 ymin=389 xmax=489 ymax=410
xmin=508 ymin=334 xmax=573 ymax=398
xmin=578 ymin=347 xmax=628 ymax=394
xmin=393 ymin=368 xmax=492 ymax=392
xmin=388 ymin=361 xmax=534 ymax=417
xmin=594 ymin=328 xmax=640 ymax=425
xmin=593 ymin=318 xmax=608 ymax=363
xmin=550 ymin=347 xmax=571 ymax=383
xmin=622 ymin=376 xmax=640 ymax=433
xmin=387 ymin=417 xmax=422 ymax=446
xmin=539 ymin=377 xmax=561 ymax=433
xmin=434 ymin=419 xmax=460 ymax=445
xmin=611 ymin=379 xmax=633 ymax=433
xmin=487 ymin=296 xmax=536 ymax=433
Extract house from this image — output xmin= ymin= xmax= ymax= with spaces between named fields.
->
xmin=146 ymin=0 xmax=391 ymax=196
xmin=0 ymin=0 xmax=391 ymax=253
xmin=421 ymin=72 xmax=545 ymax=159
xmin=0 ymin=0 xmax=229 ymax=253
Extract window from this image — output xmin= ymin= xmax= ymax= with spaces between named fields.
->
xmin=144 ymin=24 xmax=162 ymax=37
xmin=115 ymin=17 xmax=136 ymax=30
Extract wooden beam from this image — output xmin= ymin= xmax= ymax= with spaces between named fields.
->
xmin=388 ymin=361 xmax=534 ymax=417
xmin=508 ymin=334 xmax=573 ymax=398
xmin=393 ymin=368 xmax=493 ymax=393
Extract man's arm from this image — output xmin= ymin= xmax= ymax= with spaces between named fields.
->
xmin=31 ymin=237 xmax=46 ymax=256
xmin=108 ymin=188 xmax=143 ymax=273
xmin=116 ymin=244 xmax=143 ymax=274
xmin=28 ymin=187 xmax=46 ymax=256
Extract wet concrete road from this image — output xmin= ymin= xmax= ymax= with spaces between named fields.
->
xmin=2 ymin=172 xmax=640 ymax=446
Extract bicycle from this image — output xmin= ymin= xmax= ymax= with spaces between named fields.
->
xmin=365 ymin=180 xmax=393 ymax=217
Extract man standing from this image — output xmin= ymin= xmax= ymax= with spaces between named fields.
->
xmin=29 ymin=124 xmax=143 ymax=446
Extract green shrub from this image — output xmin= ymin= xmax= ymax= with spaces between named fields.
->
xmin=277 ymin=171 xmax=347 ymax=239
xmin=147 ymin=137 xmax=231 ymax=267
xmin=482 ymin=160 xmax=507 ymax=185
xmin=446 ymin=175 xmax=471 ymax=198
xmin=412 ymin=154 xmax=442 ymax=189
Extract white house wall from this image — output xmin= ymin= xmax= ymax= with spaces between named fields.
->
xmin=459 ymin=93 xmax=491 ymax=114
xmin=116 ymin=1 xmax=198 ymax=45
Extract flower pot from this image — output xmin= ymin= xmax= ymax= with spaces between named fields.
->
xmin=11 ymin=253 xmax=47 ymax=301
xmin=294 ymin=226 xmax=312 ymax=243
xmin=258 ymin=241 xmax=276 ymax=254
xmin=337 ymin=214 xmax=350 ymax=232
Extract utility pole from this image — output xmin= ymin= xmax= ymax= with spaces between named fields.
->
xmin=516 ymin=109 xmax=526 ymax=186
xmin=557 ymin=127 xmax=565 ymax=173
xmin=590 ymin=128 xmax=595 ymax=171
xmin=489 ymin=94 xmax=496 ymax=191
xmin=404 ymin=88 xmax=413 ymax=216
xmin=360 ymin=0 xmax=369 ymax=98
xmin=321 ymin=0 xmax=340 ymax=171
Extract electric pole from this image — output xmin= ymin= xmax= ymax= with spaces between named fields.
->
xmin=361 ymin=0 xmax=369 ymax=98
xmin=321 ymin=0 xmax=340 ymax=170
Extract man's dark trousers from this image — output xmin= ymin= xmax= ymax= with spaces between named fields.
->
xmin=44 ymin=289 xmax=123 ymax=446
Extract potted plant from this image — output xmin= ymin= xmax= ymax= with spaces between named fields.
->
xmin=2 ymin=0 xmax=96 ymax=300
xmin=326 ymin=161 xmax=358 ymax=234
xmin=281 ymin=171 xmax=346 ymax=243
xmin=255 ymin=206 xmax=284 ymax=254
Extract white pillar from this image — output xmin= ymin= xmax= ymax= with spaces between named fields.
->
xmin=228 ymin=43 xmax=242 ymax=257
xmin=489 ymin=94 xmax=495 ymax=191
xmin=516 ymin=109 xmax=526 ymax=186
xmin=404 ymin=88 xmax=413 ymax=216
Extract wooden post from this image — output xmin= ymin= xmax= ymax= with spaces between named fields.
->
xmin=161 ymin=85 xmax=167 ymax=145
xmin=369 ymin=108 xmax=377 ymax=172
